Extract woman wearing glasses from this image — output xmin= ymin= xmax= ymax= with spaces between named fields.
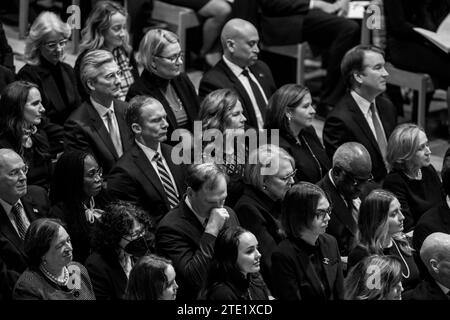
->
xmin=17 ymin=11 xmax=80 ymax=137
xmin=75 ymin=1 xmax=137 ymax=102
xmin=86 ymin=201 xmax=154 ymax=300
xmin=271 ymin=182 xmax=344 ymax=300
xmin=265 ymin=84 xmax=330 ymax=184
xmin=383 ymin=123 xmax=443 ymax=232
xmin=49 ymin=150 xmax=111 ymax=264
xmin=127 ymin=29 xmax=199 ymax=140
xmin=234 ymin=144 xmax=294 ymax=289
xmin=0 ymin=81 xmax=51 ymax=188
xmin=348 ymin=189 xmax=420 ymax=293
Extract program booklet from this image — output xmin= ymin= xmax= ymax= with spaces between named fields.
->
xmin=413 ymin=13 xmax=450 ymax=53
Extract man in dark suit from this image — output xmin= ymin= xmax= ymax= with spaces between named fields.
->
xmin=107 ymin=96 xmax=186 ymax=223
xmin=155 ymin=163 xmax=240 ymax=300
xmin=318 ymin=142 xmax=372 ymax=259
xmin=413 ymin=166 xmax=450 ymax=253
xmin=323 ymin=45 xmax=397 ymax=183
xmin=199 ymin=18 xmax=276 ymax=130
xmin=0 ymin=149 xmax=49 ymax=300
xmin=404 ymin=232 xmax=450 ymax=300
xmin=64 ymin=50 xmax=133 ymax=174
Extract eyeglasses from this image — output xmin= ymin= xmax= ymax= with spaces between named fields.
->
xmin=339 ymin=167 xmax=373 ymax=186
xmin=155 ymin=51 xmax=184 ymax=63
xmin=279 ymin=169 xmax=297 ymax=182
xmin=8 ymin=165 xmax=29 ymax=178
xmin=123 ymin=228 xmax=146 ymax=242
xmin=43 ymin=39 xmax=68 ymax=50
xmin=315 ymin=206 xmax=332 ymax=220
xmin=85 ymin=167 xmax=103 ymax=179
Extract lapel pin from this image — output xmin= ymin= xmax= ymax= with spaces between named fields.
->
xmin=323 ymin=258 xmax=330 ymax=265
xmin=33 ymin=208 xmax=38 ymax=213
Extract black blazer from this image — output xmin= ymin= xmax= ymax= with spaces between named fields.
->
xmin=155 ymin=199 xmax=240 ymax=300
xmin=278 ymin=127 xmax=330 ymax=183
xmin=64 ymin=100 xmax=133 ymax=174
xmin=323 ymin=93 xmax=397 ymax=182
xmin=317 ymin=173 xmax=357 ymax=256
xmin=199 ymin=59 xmax=276 ymax=129
xmin=126 ymin=69 xmax=199 ymax=139
xmin=413 ymin=202 xmax=450 ymax=252
xmin=17 ymin=61 xmax=81 ymax=126
xmin=106 ymin=142 xmax=186 ymax=223
xmin=233 ymin=185 xmax=283 ymax=288
xmin=0 ymin=186 xmax=49 ymax=300
xmin=85 ymin=251 xmax=127 ymax=300
xmin=403 ymin=276 xmax=450 ymax=300
xmin=271 ymin=233 xmax=344 ymax=300
xmin=0 ymin=64 xmax=15 ymax=92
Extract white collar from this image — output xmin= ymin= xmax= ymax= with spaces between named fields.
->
xmin=184 ymin=196 xmax=208 ymax=227
xmin=223 ymin=55 xmax=246 ymax=78
xmin=351 ymin=90 xmax=374 ymax=116
xmin=135 ymin=140 xmax=161 ymax=160
xmin=90 ymin=97 xmax=114 ymax=118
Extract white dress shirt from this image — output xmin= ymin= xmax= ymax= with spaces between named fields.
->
xmin=350 ymin=90 xmax=386 ymax=141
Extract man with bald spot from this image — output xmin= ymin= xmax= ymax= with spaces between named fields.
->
xmin=404 ymin=232 xmax=450 ymax=300
xmin=317 ymin=142 xmax=372 ymax=258
xmin=199 ymin=18 xmax=276 ymax=130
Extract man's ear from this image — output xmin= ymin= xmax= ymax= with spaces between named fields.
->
xmin=131 ymin=123 xmax=141 ymax=136
xmin=430 ymin=259 xmax=439 ymax=274
xmin=86 ymin=79 xmax=96 ymax=92
xmin=226 ymin=39 xmax=235 ymax=53
xmin=353 ymin=71 xmax=364 ymax=85
xmin=186 ymin=187 xmax=194 ymax=199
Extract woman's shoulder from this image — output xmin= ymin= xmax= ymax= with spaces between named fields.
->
xmin=207 ymin=282 xmax=239 ymax=300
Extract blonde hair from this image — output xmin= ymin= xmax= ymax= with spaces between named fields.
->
xmin=137 ymin=29 xmax=179 ymax=72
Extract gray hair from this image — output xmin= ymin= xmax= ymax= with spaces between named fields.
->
xmin=25 ymin=11 xmax=71 ymax=65
xmin=137 ymin=29 xmax=179 ymax=72
xmin=80 ymin=49 xmax=115 ymax=93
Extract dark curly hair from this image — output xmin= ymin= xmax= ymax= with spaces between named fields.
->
xmin=90 ymin=201 xmax=154 ymax=255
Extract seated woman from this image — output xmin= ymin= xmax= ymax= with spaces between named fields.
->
xmin=234 ymin=144 xmax=294 ymax=288
xmin=161 ymin=0 xmax=231 ymax=66
xmin=199 ymin=89 xmax=247 ymax=206
xmin=125 ymin=254 xmax=178 ymax=300
xmin=49 ymin=150 xmax=111 ymax=264
xmin=383 ymin=123 xmax=443 ymax=232
xmin=200 ymin=226 xmax=270 ymax=300
xmin=271 ymin=182 xmax=344 ymax=300
xmin=13 ymin=218 xmax=95 ymax=300
xmin=265 ymin=84 xmax=330 ymax=184
xmin=75 ymin=1 xmax=137 ymax=101
xmin=127 ymin=29 xmax=199 ymax=139
xmin=86 ymin=201 xmax=154 ymax=300
xmin=345 ymin=255 xmax=404 ymax=300
xmin=348 ymin=189 xmax=420 ymax=292
xmin=0 ymin=81 xmax=51 ymax=188
xmin=17 ymin=11 xmax=80 ymax=154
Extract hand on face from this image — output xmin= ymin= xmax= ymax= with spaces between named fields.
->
xmin=205 ymin=207 xmax=229 ymax=236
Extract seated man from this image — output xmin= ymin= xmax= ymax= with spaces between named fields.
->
xmin=0 ymin=149 xmax=49 ymax=300
xmin=107 ymin=96 xmax=186 ymax=223
xmin=155 ymin=163 xmax=240 ymax=300
xmin=404 ymin=232 xmax=450 ymax=300
xmin=318 ymin=142 xmax=372 ymax=258
xmin=64 ymin=50 xmax=133 ymax=174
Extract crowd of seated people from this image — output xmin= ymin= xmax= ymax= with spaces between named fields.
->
xmin=1 ymin=0 xmax=450 ymax=302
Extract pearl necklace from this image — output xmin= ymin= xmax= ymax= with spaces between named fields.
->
xmin=392 ymin=239 xmax=410 ymax=279
xmin=40 ymin=264 xmax=69 ymax=287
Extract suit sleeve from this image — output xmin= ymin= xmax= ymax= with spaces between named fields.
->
xmin=106 ymin=166 xmax=141 ymax=204
xmin=12 ymin=278 xmax=43 ymax=300
xmin=0 ymin=257 xmax=20 ymax=300
xmin=412 ymin=220 xmax=432 ymax=252
xmin=156 ymin=225 xmax=217 ymax=292
xmin=323 ymin=115 xmax=351 ymax=160
xmin=383 ymin=174 xmax=414 ymax=232
xmin=63 ymin=118 xmax=93 ymax=153
xmin=271 ymin=249 xmax=302 ymax=300
xmin=332 ymin=238 xmax=345 ymax=300
xmin=257 ymin=0 xmax=311 ymax=15
xmin=85 ymin=259 xmax=114 ymax=300
xmin=198 ymin=76 xmax=221 ymax=100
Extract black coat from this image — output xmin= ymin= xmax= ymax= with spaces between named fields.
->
xmin=64 ymin=100 xmax=133 ymax=174
xmin=271 ymin=233 xmax=344 ymax=300
xmin=403 ymin=276 xmax=450 ymax=300
xmin=199 ymin=59 xmax=276 ymax=130
xmin=413 ymin=202 xmax=450 ymax=252
xmin=323 ymin=93 xmax=397 ymax=182
xmin=107 ymin=142 xmax=186 ymax=223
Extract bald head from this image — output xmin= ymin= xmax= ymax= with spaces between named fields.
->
xmin=221 ymin=19 xmax=259 ymax=68
xmin=0 ymin=148 xmax=27 ymax=204
xmin=333 ymin=142 xmax=372 ymax=176
xmin=420 ymin=232 xmax=450 ymax=287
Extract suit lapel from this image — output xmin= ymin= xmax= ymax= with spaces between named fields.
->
xmin=86 ymin=102 xmax=119 ymax=159
xmin=318 ymin=236 xmax=336 ymax=296
xmin=249 ymin=63 xmax=271 ymax=99
xmin=0 ymin=205 xmax=26 ymax=259
xmin=132 ymin=145 xmax=170 ymax=208
xmin=161 ymin=144 xmax=184 ymax=197
xmin=376 ymin=97 xmax=395 ymax=139
xmin=113 ymin=100 xmax=132 ymax=151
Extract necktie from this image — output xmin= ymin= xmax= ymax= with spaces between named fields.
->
xmin=241 ymin=69 xmax=266 ymax=121
xmin=153 ymin=152 xmax=180 ymax=209
xmin=347 ymin=199 xmax=359 ymax=225
xmin=370 ymin=103 xmax=387 ymax=158
xmin=105 ymin=109 xmax=123 ymax=157
xmin=12 ymin=203 xmax=27 ymax=239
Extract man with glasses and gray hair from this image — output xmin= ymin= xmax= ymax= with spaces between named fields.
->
xmin=64 ymin=49 xmax=133 ymax=174
xmin=317 ymin=142 xmax=372 ymax=259
xmin=0 ymin=148 xmax=49 ymax=300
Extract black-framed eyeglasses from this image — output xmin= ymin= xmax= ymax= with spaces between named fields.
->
xmin=43 ymin=39 xmax=68 ymax=50
xmin=85 ymin=167 xmax=103 ymax=179
xmin=155 ymin=51 xmax=184 ymax=63
xmin=122 ymin=227 xmax=146 ymax=242
xmin=8 ymin=165 xmax=29 ymax=178
xmin=340 ymin=167 xmax=373 ymax=186
xmin=279 ymin=169 xmax=297 ymax=182
xmin=315 ymin=206 xmax=332 ymax=220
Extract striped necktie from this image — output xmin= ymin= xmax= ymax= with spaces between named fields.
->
xmin=12 ymin=202 xmax=27 ymax=239
xmin=370 ymin=103 xmax=387 ymax=158
xmin=153 ymin=152 xmax=179 ymax=209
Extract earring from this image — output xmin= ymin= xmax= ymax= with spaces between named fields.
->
xmin=263 ymin=185 xmax=267 ymax=190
